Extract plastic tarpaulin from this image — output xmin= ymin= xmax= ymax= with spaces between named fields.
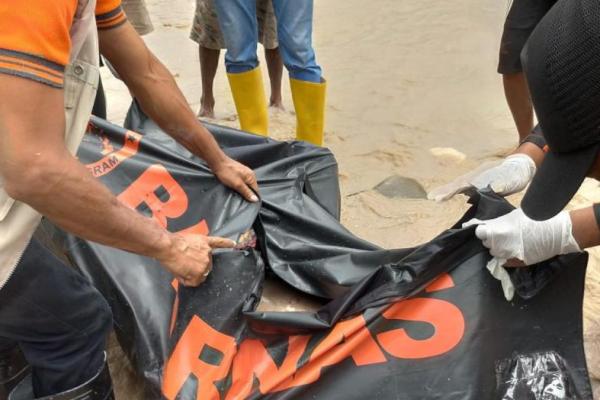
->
xmin=40 ymin=108 xmax=592 ymax=400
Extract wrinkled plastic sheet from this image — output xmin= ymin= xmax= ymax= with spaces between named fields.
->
xmin=497 ymin=352 xmax=582 ymax=400
xmin=37 ymin=104 xmax=593 ymax=399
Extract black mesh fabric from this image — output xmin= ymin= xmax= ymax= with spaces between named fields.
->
xmin=525 ymin=0 xmax=600 ymax=152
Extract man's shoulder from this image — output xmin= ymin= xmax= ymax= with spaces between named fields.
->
xmin=0 ymin=0 xmax=78 ymax=88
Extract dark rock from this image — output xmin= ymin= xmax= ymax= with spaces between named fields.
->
xmin=373 ymin=175 xmax=427 ymax=199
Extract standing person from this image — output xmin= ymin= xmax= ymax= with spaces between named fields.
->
xmin=122 ymin=0 xmax=154 ymax=35
xmin=213 ymin=0 xmax=326 ymax=146
xmin=0 ymin=0 xmax=258 ymax=398
xmin=436 ymin=0 xmax=600 ymax=271
xmin=91 ymin=0 xmax=155 ymax=120
xmin=191 ymin=0 xmax=284 ymax=119
xmin=498 ymin=0 xmax=558 ymax=141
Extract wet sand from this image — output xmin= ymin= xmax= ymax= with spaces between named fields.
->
xmin=102 ymin=0 xmax=600 ymax=397
xmin=105 ymin=0 xmax=514 ymax=248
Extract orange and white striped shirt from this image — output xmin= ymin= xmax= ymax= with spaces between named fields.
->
xmin=0 ymin=0 xmax=127 ymax=88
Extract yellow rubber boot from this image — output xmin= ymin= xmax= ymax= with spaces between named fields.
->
xmin=227 ymin=67 xmax=269 ymax=136
xmin=290 ymin=78 xmax=327 ymax=146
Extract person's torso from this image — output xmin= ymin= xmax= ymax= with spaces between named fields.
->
xmin=0 ymin=0 xmax=101 ymax=289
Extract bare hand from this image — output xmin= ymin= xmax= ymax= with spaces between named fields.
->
xmin=212 ymin=157 xmax=259 ymax=202
xmin=158 ymin=234 xmax=235 ymax=287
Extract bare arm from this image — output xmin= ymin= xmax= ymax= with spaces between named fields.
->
xmin=0 ymin=75 xmax=232 ymax=286
xmin=571 ymin=207 xmax=600 ymax=249
xmin=98 ymin=22 xmax=259 ymax=202
xmin=513 ymin=141 xmax=600 ymax=249
xmin=513 ymin=142 xmax=546 ymax=167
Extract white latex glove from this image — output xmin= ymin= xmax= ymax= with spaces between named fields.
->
xmin=463 ymin=209 xmax=581 ymax=266
xmin=463 ymin=209 xmax=581 ymax=301
xmin=486 ymin=257 xmax=515 ymax=301
xmin=428 ymin=154 xmax=536 ymax=202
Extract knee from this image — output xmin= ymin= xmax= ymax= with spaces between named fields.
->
xmin=281 ymin=47 xmax=322 ymax=83
xmin=278 ymin=32 xmax=321 ymax=80
xmin=279 ymin=30 xmax=314 ymax=67
xmin=221 ymin=30 xmax=258 ymax=72
xmin=74 ymin=291 xmax=112 ymax=351
xmin=212 ymin=8 xmax=257 ymax=67
xmin=222 ymin=24 xmax=253 ymax=57
xmin=33 ymin=293 xmax=113 ymax=391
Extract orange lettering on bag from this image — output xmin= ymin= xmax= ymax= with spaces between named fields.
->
xmin=86 ymin=130 xmax=141 ymax=177
xmin=118 ymin=164 xmax=188 ymax=228
xmin=293 ymin=315 xmax=387 ymax=387
xmin=376 ymin=274 xmax=464 ymax=359
xmin=226 ymin=335 xmax=310 ymax=399
xmin=425 ymin=273 xmax=455 ymax=292
xmin=162 ymin=316 xmax=236 ymax=400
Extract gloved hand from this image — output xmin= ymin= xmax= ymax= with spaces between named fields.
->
xmin=463 ymin=208 xmax=581 ymax=266
xmin=463 ymin=209 xmax=581 ymax=301
xmin=428 ymin=154 xmax=536 ymax=202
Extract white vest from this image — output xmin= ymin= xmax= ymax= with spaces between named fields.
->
xmin=0 ymin=0 xmax=100 ymax=289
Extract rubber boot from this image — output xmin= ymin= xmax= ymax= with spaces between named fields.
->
xmin=290 ymin=78 xmax=327 ymax=146
xmin=227 ymin=67 xmax=269 ymax=136
xmin=0 ymin=347 xmax=30 ymax=400
xmin=8 ymin=353 xmax=114 ymax=400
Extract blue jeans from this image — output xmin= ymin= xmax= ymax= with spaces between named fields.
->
xmin=213 ymin=0 xmax=322 ymax=83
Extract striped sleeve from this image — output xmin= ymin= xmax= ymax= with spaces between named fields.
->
xmin=0 ymin=1 xmax=75 ymax=88
xmin=0 ymin=49 xmax=65 ymax=88
xmin=96 ymin=0 xmax=128 ymax=30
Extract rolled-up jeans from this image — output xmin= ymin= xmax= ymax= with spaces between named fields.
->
xmin=0 ymin=239 xmax=112 ymax=397
xmin=213 ymin=0 xmax=322 ymax=83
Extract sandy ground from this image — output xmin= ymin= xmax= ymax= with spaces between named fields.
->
xmin=102 ymin=0 xmax=600 ymax=398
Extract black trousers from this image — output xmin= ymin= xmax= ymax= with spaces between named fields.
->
xmin=498 ymin=0 xmax=558 ymax=74
xmin=0 ymin=239 xmax=112 ymax=397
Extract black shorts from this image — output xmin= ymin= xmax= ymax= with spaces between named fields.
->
xmin=498 ymin=0 xmax=558 ymax=74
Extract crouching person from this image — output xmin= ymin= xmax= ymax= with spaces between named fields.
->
xmin=0 ymin=0 xmax=258 ymax=398
xmin=430 ymin=0 xmax=600 ymax=270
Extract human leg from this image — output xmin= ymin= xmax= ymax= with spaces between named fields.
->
xmin=198 ymin=46 xmax=220 ymax=118
xmin=265 ymin=48 xmax=284 ymax=109
xmin=214 ymin=0 xmax=268 ymax=135
xmin=0 ymin=240 xmax=113 ymax=398
xmin=498 ymin=0 xmax=558 ymax=141
xmin=272 ymin=0 xmax=322 ymax=83
xmin=257 ymin=0 xmax=284 ymax=110
xmin=213 ymin=0 xmax=259 ymax=74
xmin=190 ymin=0 xmax=227 ymax=119
xmin=272 ymin=0 xmax=326 ymax=145
xmin=503 ymin=73 xmax=534 ymax=141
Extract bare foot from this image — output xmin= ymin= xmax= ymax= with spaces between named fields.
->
xmin=197 ymin=108 xmax=237 ymax=122
xmin=197 ymin=105 xmax=215 ymax=119
xmin=197 ymin=96 xmax=215 ymax=119
xmin=269 ymin=98 xmax=285 ymax=112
